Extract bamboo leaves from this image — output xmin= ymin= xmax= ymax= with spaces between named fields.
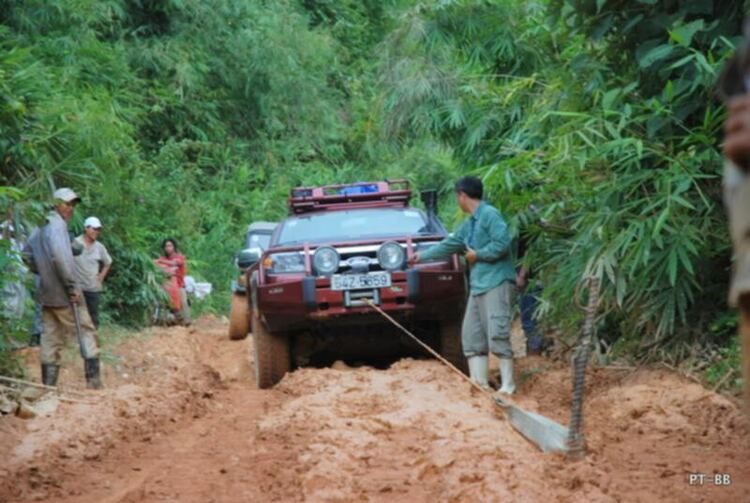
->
xmin=638 ymin=44 xmax=675 ymax=69
xmin=378 ymin=0 xmax=739 ymax=346
xmin=669 ymin=19 xmax=705 ymax=47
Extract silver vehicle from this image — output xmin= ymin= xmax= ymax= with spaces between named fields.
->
xmin=228 ymin=222 xmax=276 ymax=340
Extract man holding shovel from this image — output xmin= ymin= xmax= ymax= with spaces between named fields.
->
xmin=409 ymin=176 xmax=517 ymax=394
xmin=23 ymin=188 xmax=103 ymax=389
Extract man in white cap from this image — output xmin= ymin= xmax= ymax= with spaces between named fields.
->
xmin=23 ymin=188 xmax=103 ymax=389
xmin=74 ymin=216 xmax=112 ymax=328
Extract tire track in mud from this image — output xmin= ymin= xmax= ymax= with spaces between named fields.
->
xmin=1 ymin=318 xmax=749 ymax=502
xmin=259 ymin=362 xmax=567 ymax=502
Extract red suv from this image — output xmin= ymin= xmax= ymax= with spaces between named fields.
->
xmin=249 ymin=180 xmax=468 ymax=388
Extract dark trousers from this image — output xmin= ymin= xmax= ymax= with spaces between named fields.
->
xmin=520 ymin=284 xmax=543 ymax=353
xmin=83 ymin=291 xmax=101 ymax=329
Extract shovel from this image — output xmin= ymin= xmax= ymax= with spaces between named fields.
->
xmin=493 ymin=396 xmax=569 ymax=453
xmin=71 ymin=299 xmax=87 ymax=358
xmin=492 ymin=276 xmax=600 ymax=455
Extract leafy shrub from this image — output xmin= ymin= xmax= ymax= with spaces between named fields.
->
xmin=378 ymin=0 xmax=743 ymax=352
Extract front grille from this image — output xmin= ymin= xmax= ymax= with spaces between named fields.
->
xmin=325 ymin=241 xmax=439 ymax=274
xmin=338 ymin=250 xmax=383 ymax=273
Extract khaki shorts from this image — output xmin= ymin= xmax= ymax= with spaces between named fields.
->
xmin=461 ymin=281 xmax=515 ymax=359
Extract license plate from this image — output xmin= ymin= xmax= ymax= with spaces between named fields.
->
xmin=330 ymin=272 xmax=392 ymax=291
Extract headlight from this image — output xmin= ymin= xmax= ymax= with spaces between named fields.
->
xmin=313 ymin=247 xmax=339 ymax=277
xmin=377 ymin=241 xmax=405 ymax=271
xmin=269 ymin=252 xmax=305 ymax=273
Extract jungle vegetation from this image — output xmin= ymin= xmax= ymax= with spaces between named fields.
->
xmin=1 ymin=0 xmax=747 ymax=388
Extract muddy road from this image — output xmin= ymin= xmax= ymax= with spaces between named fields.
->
xmin=1 ymin=317 xmax=748 ymax=502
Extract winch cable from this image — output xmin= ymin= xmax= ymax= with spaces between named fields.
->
xmin=362 ymin=298 xmax=488 ymax=396
xmin=566 ymin=276 xmax=601 ymax=458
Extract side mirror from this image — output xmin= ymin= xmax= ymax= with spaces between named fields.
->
xmin=237 ymin=247 xmax=262 ymax=269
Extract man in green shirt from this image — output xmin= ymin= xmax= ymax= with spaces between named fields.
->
xmin=410 ymin=176 xmax=517 ymax=394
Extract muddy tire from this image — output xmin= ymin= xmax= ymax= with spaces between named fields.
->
xmin=228 ymin=293 xmax=250 ymax=340
xmin=440 ymin=322 xmax=468 ymax=375
xmin=252 ymin=316 xmax=290 ymax=389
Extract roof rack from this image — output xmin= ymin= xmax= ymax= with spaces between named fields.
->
xmin=289 ymin=180 xmax=412 ymax=214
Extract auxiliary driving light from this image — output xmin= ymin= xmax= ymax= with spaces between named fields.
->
xmin=377 ymin=241 xmax=405 ymax=271
xmin=313 ymin=246 xmax=340 ymax=276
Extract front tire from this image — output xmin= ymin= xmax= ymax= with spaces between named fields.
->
xmin=440 ymin=322 xmax=468 ymax=375
xmin=228 ymin=293 xmax=250 ymax=340
xmin=252 ymin=316 xmax=291 ymax=389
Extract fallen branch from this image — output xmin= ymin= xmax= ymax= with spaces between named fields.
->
xmin=637 ymin=332 xmax=677 ymax=355
xmin=0 ymin=375 xmax=89 ymax=397
xmin=0 ymin=384 xmax=96 ymax=405
xmin=604 ymin=365 xmax=636 ymax=371
xmin=712 ymin=368 xmax=738 ymax=393
xmin=657 ymin=362 xmax=703 ymax=385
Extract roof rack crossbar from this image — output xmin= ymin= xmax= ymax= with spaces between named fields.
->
xmin=288 ymin=180 xmax=412 ymax=214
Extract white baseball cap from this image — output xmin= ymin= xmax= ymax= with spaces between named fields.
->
xmin=53 ymin=187 xmax=81 ymax=203
xmin=84 ymin=216 xmax=102 ymax=229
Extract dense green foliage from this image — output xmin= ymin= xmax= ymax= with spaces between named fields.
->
xmin=0 ymin=0 xmax=459 ymax=329
xmin=1 ymin=1 xmax=747 ymax=380
xmin=380 ymin=0 xmax=746 ymax=357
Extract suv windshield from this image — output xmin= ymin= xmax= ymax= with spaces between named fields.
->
xmin=276 ymin=208 xmax=432 ymax=246
xmin=246 ymin=232 xmax=272 ymax=250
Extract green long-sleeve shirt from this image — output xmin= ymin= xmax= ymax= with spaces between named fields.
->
xmin=420 ymin=201 xmax=515 ymax=296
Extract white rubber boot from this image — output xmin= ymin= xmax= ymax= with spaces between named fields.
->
xmin=498 ymin=357 xmax=516 ymax=395
xmin=467 ymin=355 xmax=489 ymax=389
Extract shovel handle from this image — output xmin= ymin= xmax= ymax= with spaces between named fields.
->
xmin=71 ymin=301 xmax=86 ymax=358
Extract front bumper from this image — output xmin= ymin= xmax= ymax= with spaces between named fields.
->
xmin=257 ymin=268 xmax=466 ymax=332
